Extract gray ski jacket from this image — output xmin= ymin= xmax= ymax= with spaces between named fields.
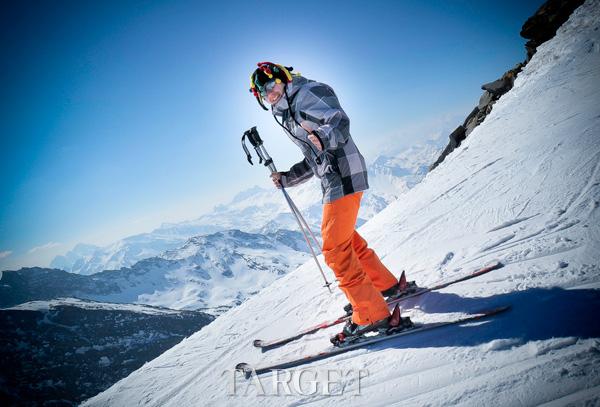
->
xmin=272 ymin=75 xmax=369 ymax=203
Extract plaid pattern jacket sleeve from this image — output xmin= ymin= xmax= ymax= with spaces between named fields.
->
xmin=280 ymin=157 xmax=314 ymax=187
xmin=272 ymin=76 xmax=369 ymax=202
xmin=296 ymin=84 xmax=350 ymax=151
xmin=295 ymin=82 xmax=369 ymax=202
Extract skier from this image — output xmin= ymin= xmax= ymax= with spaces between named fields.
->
xmin=249 ymin=62 xmax=415 ymax=339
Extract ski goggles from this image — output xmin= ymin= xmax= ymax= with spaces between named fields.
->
xmin=257 ymin=79 xmax=279 ymax=99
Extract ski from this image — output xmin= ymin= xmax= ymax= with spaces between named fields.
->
xmin=253 ymin=261 xmax=503 ymax=351
xmin=238 ymin=305 xmax=510 ymax=377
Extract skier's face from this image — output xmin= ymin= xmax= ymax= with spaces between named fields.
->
xmin=262 ymin=81 xmax=284 ymax=105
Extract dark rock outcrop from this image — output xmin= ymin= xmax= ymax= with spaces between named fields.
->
xmin=429 ymin=0 xmax=584 ymax=171
xmin=430 ymin=125 xmax=466 ymax=169
xmin=521 ymin=0 xmax=586 ymax=60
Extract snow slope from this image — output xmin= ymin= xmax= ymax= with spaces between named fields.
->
xmin=83 ymin=2 xmax=600 ymax=405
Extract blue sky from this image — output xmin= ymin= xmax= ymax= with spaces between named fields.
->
xmin=0 ymin=0 xmax=545 ymax=270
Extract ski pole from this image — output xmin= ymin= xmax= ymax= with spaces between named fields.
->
xmin=281 ymin=188 xmax=322 ymax=251
xmin=243 ymin=131 xmax=321 ymax=254
xmin=242 ymin=127 xmax=333 ymax=293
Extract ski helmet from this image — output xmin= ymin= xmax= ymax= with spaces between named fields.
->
xmin=249 ymin=62 xmax=294 ymax=110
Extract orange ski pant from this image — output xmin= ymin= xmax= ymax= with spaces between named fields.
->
xmin=321 ymin=191 xmax=398 ymax=325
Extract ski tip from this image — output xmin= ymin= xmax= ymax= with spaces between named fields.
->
xmin=254 ymin=339 xmax=277 ymax=352
xmin=235 ymin=363 xmax=253 ymax=379
xmin=475 ymin=261 xmax=504 ymax=275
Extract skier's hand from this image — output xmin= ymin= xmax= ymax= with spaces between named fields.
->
xmin=301 ymin=121 xmax=323 ymax=152
xmin=300 ymin=121 xmax=314 ymax=133
xmin=271 ymin=172 xmax=283 ymax=189
xmin=308 ymin=133 xmax=323 ymax=152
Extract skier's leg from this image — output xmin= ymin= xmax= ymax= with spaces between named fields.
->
xmin=321 ymin=192 xmax=390 ymax=325
xmin=351 ymin=230 xmax=398 ymax=292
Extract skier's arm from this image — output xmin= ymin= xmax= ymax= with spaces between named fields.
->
xmin=280 ymin=157 xmax=314 ymax=187
xmin=297 ymin=84 xmax=350 ymax=151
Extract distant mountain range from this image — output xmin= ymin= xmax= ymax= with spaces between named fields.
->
xmin=49 ymin=140 xmax=446 ymax=276
xmin=1 ymin=229 xmax=310 ymax=313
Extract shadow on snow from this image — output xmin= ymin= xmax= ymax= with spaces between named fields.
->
xmin=371 ymin=286 xmax=600 ymax=350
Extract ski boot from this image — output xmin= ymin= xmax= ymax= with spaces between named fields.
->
xmin=343 ymin=270 xmax=419 ymax=316
xmin=331 ymin=304 xmax=414 ymax=347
